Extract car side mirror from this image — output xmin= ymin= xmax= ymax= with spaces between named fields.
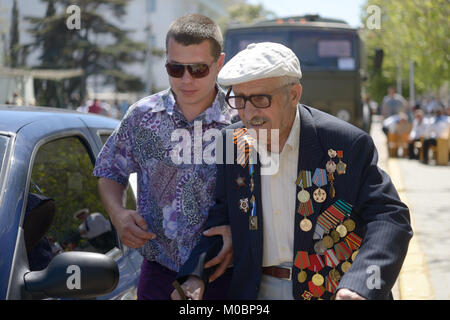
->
xmin=23 ymin=251 xmax=119 ymax=299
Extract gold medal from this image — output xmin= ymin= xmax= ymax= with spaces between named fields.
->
xmin=351 ymin=250 xmax=359 ymax=262
xmin=341 ymin=261 xmax=352 ymax=273
xmin=312 ymin=273 xmax=324 ymax=287
xmin=297 ymin=270 xmax=307 ymax=283
xmin=300 ymin=217 xmax=312 ymax=232
xmin=322 ymin=235 xmax=334 ymax=249
xmin=343 ymin=219 xmax=355 ymax=232
xmin=330 ymin=230 xmax=341 ymax=243
xmin=249 ymin=215 xmax=258 ymax=230
xmin=314 ymin=240 xmax=326 ymax=254
xmin=329 ymin=268 xmax=341 ymax=281
xmin=313 ymin=187 xmax=327 ymax=203
xmin=297 ymin=189 xmax=310 ymax=203
xmin=336 ymin=224 xmax=347 ymax=238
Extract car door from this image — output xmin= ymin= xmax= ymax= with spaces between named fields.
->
xmin=90 ymin=128 xmax=142 ymax=300
xmin=7 ymin=115 xmax=134 ymax=299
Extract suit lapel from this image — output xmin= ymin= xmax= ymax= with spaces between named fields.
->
xmin=294 ymin=105 xmax=327 ymax=254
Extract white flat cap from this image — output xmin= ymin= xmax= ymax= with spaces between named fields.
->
xmin=218 ymin=42 xmax=302 ymax=86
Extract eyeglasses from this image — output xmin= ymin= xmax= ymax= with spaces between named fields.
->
xmin=165 ymin=61 xmax=214 ymax=79
xmin=225 ymin=84 xmax=294 ymax=109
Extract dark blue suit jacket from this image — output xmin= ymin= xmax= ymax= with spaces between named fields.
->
xmin=178 ymin=104 xmax=413 ymax=300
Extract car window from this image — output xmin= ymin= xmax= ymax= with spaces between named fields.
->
xmin=99 ymin=132 xmax=136 ymax=209
xmin=25 ymin=136 xmax=117 ymax=271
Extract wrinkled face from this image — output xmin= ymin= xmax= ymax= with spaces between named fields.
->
xmin=233 ymin=77 xmax=302 ymax=150
xmin=166 ymin=37 xmax=224 ymax=109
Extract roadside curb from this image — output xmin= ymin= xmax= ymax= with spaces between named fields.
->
xmin=387 ymin=158 xmax=434 ymax=300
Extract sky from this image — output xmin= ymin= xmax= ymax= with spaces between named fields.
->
xmin=247 ymin=0 xmax=367 ymax=27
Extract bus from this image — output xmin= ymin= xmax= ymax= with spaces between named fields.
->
xmin=224 ymin=15 xmax=370 ymax=132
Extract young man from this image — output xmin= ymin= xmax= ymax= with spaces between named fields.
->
xmin=172 ymin=42 xmax=412 ymax=300
xmin=93 ymin=14 xmax=235 ymax=299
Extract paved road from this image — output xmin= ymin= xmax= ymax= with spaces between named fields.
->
xmin=371 ymin=116 xmax=450 ymax=300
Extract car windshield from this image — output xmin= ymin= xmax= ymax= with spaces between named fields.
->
xmin=225 ymin=29 xmax=357 ymax=71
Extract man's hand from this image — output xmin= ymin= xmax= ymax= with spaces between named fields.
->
xmin=203 ymin=225 xmax=233 ymax=282
xmin=170 ymin=276 xmax=205 ymax=300
xmin=111 ymin=209 xmax=156 ymax=248
xmin=335 ymin=288 xmax=366 ymax=300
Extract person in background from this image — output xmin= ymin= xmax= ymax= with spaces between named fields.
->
xmin=407 ymin=109 xmax=427 ymax=159
xmin=381 ymin=86 xmax=408 ymax=119
xmin=421 ymin=108 xmax=450 ymax=164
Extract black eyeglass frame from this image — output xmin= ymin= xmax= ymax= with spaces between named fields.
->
xmin=225 ymin=83 xmax=295 ymax=109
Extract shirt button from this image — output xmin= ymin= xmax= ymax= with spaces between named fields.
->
xmin=274 ymin=210 xmax=281 ymax=215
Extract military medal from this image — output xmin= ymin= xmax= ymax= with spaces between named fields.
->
xmin=330 ymin=230 xmax=341 ymax=243
xmin=312 ymin=272 xmax=324 ymax=287
xmin=314 ymin=240 xmax=326 ymax=254
xmin=235 ymin=175 xmax=246 ymax=189
xmin=308 ymin=281 xmax=325 ymax=298
xmin=301 ymin=290 xmax=313 ymax=300
xmin=324 ymin=249 xmax=341 ymax=281
xmin=308 ymin=254 xmax=325 ymax=288
xmin=345 ymin=232 xmax=362 ymax=251
xmin=326 ymin=275 xmax=339 ymax=294
xmin=343 ymin=218 xmax=356 ymax=232
xmin=341 ymin=261 xmax=352 ymax=273
xmin=312 ymin=168 xmax=327 ymax=203
xmin=239 ymin=198 xmax=249 ymax=213
xmin=336 ymin=224 xmax=347 ymax=238
xmin=327 ymin=150 xmax=337 ymax=199
xmin=351 ymin=250 xmax=359 ymax=262
xmin=297 ymin=199 xmax=314 ymax=232
xmin=300 ymin=218 xmax=313 ymax=232
xmin=294 ymin=251 xmax=310 ymax=283
xmin=296 ymin=170 xmax=312 ymax=203
xmin=322 ymin=235 xmax=334 ymax=249
xmin=336 ymin=150 xmax=347 ymax=175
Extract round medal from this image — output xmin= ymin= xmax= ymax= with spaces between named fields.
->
xmin=297 ymin=270 xmax=307 ymax=283
xmin=313 ymin=187 xmax=327 ymax=203
xmin=336 ymin=224 xmax=348 ymax=238
xmin=329 ymin=269 xmax=341 ymax=281
xmin=312 ymin=273 xmax=324 ymax=286
xmin=314 ymin=240 xmax=326 ymax=254
xmin=300 ymin=218 xmax=312 ymax=232
xmin=341 ymin=261 xmax=352 ymax=273
xmin=351 ymin=250 xmax=359 ymax=261
xmin=343 ymin=219 xmax=356 ymax=232
xmin=330 ymin=230 xmax=341 ymax=243
xmin=322 ymin=235 xmax=334 ymax=249
xmin=297 ymin=189 xmax=310 ymax=203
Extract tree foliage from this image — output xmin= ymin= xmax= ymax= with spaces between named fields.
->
xmin=217 ymin=3 xmax=276 ymax=33
xmin=25 ymin=0 xmax=152 ymax=107
xmin=361 ymin=0 xmax=449 ymax=102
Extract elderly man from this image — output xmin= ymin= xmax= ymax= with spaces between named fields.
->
xmin=171 ymin=42 xmax=412 ymax=300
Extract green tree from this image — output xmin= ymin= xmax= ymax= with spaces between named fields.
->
xmin=217 ymin=3 xmax=276 ymax=33
xmin=361 ymin=0 xmax=449 ymax=102
xmin=26 ymin=0 xmax=153 ymax=107
xmin=9 ymin=0 xmax=19 ymax=67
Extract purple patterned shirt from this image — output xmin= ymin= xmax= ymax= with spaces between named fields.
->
xmin=93 ymin=88 xmax=235 ymax=271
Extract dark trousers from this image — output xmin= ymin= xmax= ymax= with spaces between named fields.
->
xmin=422 ymin=138 xmax=437 ymax=164
xmin=137 ymin=259 xmax=232 ymax=300
xmin=408 ymin=139 xmax=420 ymax=159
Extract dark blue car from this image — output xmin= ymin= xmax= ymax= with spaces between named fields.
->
xmin=0 ymin=105 xmax=142 ymax=300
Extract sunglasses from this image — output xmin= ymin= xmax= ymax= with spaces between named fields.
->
xmin=165 ymin=61 xmax=214 ymax=79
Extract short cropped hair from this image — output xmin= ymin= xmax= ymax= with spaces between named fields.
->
xmin=166 ymin=14 xmax=223 ymax=61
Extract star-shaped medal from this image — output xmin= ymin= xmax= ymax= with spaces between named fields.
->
xmin=235 ymin=175 xmax=246 ymax=189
